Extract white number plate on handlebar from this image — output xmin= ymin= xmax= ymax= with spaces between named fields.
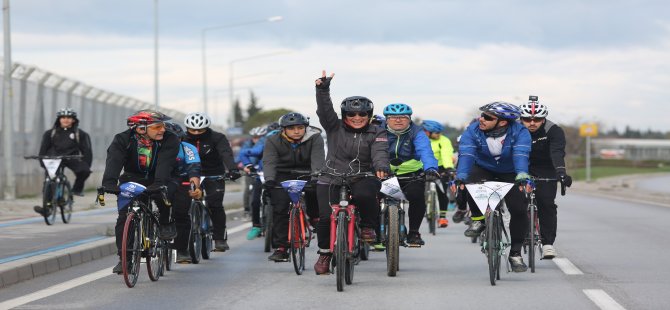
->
xmin=380 ymin=177 xmax=406 ymax=201
xmin=465 ymin=181 xmax=513 ymax=215
xmin=42 ymin=159 xmax=62 ymax=179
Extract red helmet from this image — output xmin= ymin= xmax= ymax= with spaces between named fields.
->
xmin=127 ymin=110 xmax=171 ymax=128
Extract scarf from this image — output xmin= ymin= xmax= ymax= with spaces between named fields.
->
xmin=135 ymin=134 xmax=153 ymax=170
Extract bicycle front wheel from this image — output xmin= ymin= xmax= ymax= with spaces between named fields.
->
xmin=528 ymin=205 xmax=536 ymax=273
xmin=146 ymin=217 xmax=162 ymax=282
xmin=486 ymin=212 xmax=501 ymax=286
xmin=201 ymin=207 xmax=213 ymax=260
xmin=335 ymin=212 xmax=347 ymax=292
xmin=43 ymin=182 xmax=57 ymax=225
xmin=289 ymin=206 xmax=306 ymax=275
xmin=263 ymin=199 xmax=273 ymax=253
xmin=190 ymin=202 xmax=202 ymax=264
xmin=122 ymin=213 xmax=142 ymax=288
xmin=425 ymin=185 xmax=437 ymax=235
xmin=59 ymin=181 xmax=73 ymax=224
xmin=386 ymin=203 xmax=399 ymax=277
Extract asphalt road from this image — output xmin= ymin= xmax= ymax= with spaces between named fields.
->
xmin=634 ymin=174 xmax=670 ymax=194
xmin=2 ymin=190 xmax=668 ymax=310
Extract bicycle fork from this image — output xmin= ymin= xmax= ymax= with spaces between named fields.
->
xmin=329 ymin=204 xmax=357 ymax=253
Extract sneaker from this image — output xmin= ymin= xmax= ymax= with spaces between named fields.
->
xmin=360 ymin=227 xmax=376 ymax=242
xmin=509 ymin=254 xmax=528 ymax=272
xmin=439 ymin=218 xmax=449 ymax=228
xmin=176 ymin=251 xmax=191 ymax=263
xmin=452 ymin=209 xmax=466 ymax=223
xmin=542 ymin=244 xmax=557 ymax=259
xmin=246 ymin=227 xmax=262 ymax=240
xmin=268 ymin=248 xmax=289 ymax=262
xmin=33 ymin=205 xmax=52 ymax=216
xmin=406 ymin=231 xmax=425 ymax=246
xmin=159 ymin=222 xmax=178 ymax=240
xmin=372 ymin=242 xmax=386 ymax=251
xmin=314 ymin=253 xmax=332 ymax=275
xmin=447 ymin=201 xmax=456 ymax=211
xmin=112 ymin=261 xmax=123 ymax=274
xmin=214 ymin=239 xmax=229 ymax=252
xmin=464 ymin=221 xmax=485 ymax=237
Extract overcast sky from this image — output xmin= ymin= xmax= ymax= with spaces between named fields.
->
xmin=6 ymin=0 xmax=670 ymax=131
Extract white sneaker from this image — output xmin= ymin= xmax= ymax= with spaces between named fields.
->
xmin=542 ymin=244 xmax=556 ymax=259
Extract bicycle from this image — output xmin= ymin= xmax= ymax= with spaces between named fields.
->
xmin=464 ymin=181 xmax=514 ymax=286
xmin=97 ymin=183 xmax=170 ymax=288
xmin=194 ymin=175 xmax=230 ymax=259
xmin=524 ymin=177 xmax=567 ymax=273
xmin=425 ymin=180 xmax=439 ymax=235
xmin=25 ymin=155 xmax=82 ymax=225
xmin=321 ymin=171 xmax=374 ymax=292
xmin=246 ymin=170 xmax=273 ymax=253
xmin=280 ymin=176 xmax=314 ymax=275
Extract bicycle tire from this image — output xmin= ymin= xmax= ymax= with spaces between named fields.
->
xmin=43 ymin=182 xmax=57 ymax=226
xmin=60 ymin=181 xmax=73 ymax=224
xmin=264 ymin=199 xmax=273 ymax=253
xmin=122 ymin=212 xmax=141 ymax=288
xmin=425 ymin=184 xmax=437 ymax=235
xmin=147 ymin=216 xmax=161 ymax=282
xmin=157 ymin=240 xmax=166 ymax=276
xmin=431 ymin=188 xmax=438 ymax=235
xmin=487 ymin=211 xmax=500 ymax=286
xmin=190 ymin=201 xmax=202 ymax=264
xmin=201 ymin=207 xmax=213 ymax=260
xmin=386 ymin=202 xmax=399 ymax=277
xmin=346 ymin=222 xmax=358 ymax=285
xmin=360 ymin=241 xmax=370 ymax=261
xmin=289 ymin=206 xmax=305 ymax=275
xmin=164 ymin=244 xmax=173 ymax=271
xmin=335 ymin=212 xmax=347 ymax=292
xmin=528 ymin=203 xmax=536 ymax=273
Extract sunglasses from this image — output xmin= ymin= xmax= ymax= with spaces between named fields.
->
xmin=345 ymin=112 xmax=369 ymax=118
xmin=187 ymin=128 xmax=206 ymax=133
xmin=521 ymin=117 xmax=545 ymax=123
xmin=480 ymin=113 xmax=497 ymax=121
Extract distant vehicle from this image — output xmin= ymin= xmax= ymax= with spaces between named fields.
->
xmin=599 ymin=149 xmax=625 ymax=159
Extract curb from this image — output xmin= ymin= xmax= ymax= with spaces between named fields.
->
xmin=0 ymin=237 xmax=115 ymax=288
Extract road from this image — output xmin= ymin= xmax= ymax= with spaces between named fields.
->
xmin=1 ymin=190 xmax=669 ymax=310
xmin=634 ymin=174 xmax=670 ymax=194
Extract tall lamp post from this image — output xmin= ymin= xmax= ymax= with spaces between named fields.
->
xmin=201 ymin=16 xmax=282 ymax=116
xmin=2 ymin=0 xmax=14 ymax=199
xmin=153 ymin=0 xmax=159 ymax=110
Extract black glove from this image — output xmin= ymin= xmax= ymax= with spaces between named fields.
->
xmin=103 ymin=185 xmax=121 ymax=195
xmin=315 ymin=75 xmax=332 ymax=90
xmin=146 ymin=183 xmax=166 ymax=193
xmin=263 ymin=180 xmax=279 ymax=191
xmin=228 ymin=169 xmax=242 ymax=181
xmin=557 ymin=170 xmax=573 ymax=187
xmin=425 ymin=169 xmax=441 ymax=182
xmin=244 ymin=164 xmax=256 ymax=174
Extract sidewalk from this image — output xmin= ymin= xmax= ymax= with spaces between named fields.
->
xmin=571 ymin=173 xmax=670 ymax=208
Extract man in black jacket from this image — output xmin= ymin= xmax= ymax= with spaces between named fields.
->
xmin=102 ymin=110 xmax=180 ymax=274
xmin=264 ymin=112 xmax=325 ymax=262
xmin=183 ymin=112 xmax=241 ymax=252
xmin=519 ymin=97 xmax=572 ymax=259
xmin=37 ymin=108 xmax=92 ymax=203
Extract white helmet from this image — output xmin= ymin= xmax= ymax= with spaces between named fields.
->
xmin=184 ymin=112 xmax=211 ymax=129
xmin=248 ymin=126 xmax=267 ymax=136
xmin=519 ymin=100 xmax=549 ymax=118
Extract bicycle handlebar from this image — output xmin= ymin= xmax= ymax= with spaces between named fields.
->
xmin=531 ymin=177 xmax=567 ymax=196
xmin=96 ymin=185 xmax=171 ymax=207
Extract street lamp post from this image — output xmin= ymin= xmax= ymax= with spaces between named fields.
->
xmin=153 ymin=0 xmax=159 ymax=110
xmin=2 ymin=0 xmax=14 ymax=199
xmin=200 ymin=16 xmax=282 ymax=116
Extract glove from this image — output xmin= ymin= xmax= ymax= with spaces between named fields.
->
xmin=103 ymin=185 xmax=121 ymax=195
xmin=557 ymin=170 xmax=573 ymax=187
xmin=315 ymin=75 xmax=332 ymax=90
xmin=263 ymin=180 xmax=279 ymax=191
xmin=425 ymin=169 xmax=441 ymax=182
xmin=228 ymin=169 xmax=242 ymax=181
xmin=146 ymin=183 xmax=166 ymax=193
xmin=514 ymin=172 xmax=532 ymax=187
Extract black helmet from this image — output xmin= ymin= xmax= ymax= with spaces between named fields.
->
xmin=266 ymin=122 xmax=281 ymax=131
xmin=56 ymin=108 xmax=77 ymax=118
xmin=164 ymin=122 xmax=185 ymax=138
xmin=279 ymin=112 xmax=309 ymax=127
xmin=340 ymin=96 xmax=373 ymax=116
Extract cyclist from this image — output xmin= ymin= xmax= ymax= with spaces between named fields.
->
xmin=36 ymin=108 xmax=92 ymax=207
xmin=382 ymin=104 xmax=440 ymax=246
xmin=101 ymin=110 xmax=180 ymax=274
xmin=519 ymin=97 xmax=572 ymax=259
xmin=163 ymin=123 xmax=204 ymax=264
xmin=183 ymin=112 xmax=241 ymax=252
xmin=313 ymin=70 xmax=389 ymax=275
xmin=453 ymin=102 xmax=532 ymax=272
xmin=422 ymin=120 xmax=456 ymax=228
xmin=264 ymin=112 xmax=325 ymax=262
xmin=238 ymin=126 xmax=267 ymax=240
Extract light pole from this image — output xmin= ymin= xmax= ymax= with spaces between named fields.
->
xmin=2 ymin=0 xmax=14 ymax=199
xmin=228 ymin=51 xmax=291 ymax=127
xmin=153 ymin=0 xmax=159 ymax=110
xmin=201 ymin=16 xmax=282 ymax=116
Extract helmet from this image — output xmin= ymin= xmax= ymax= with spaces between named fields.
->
xmin=56 ymin=108 xmax=77 ymax=118
xmin=383 ymin=103 xmax=413 ymax=116
xmin=127 ymin=110 xmax=171 ymax=128
xmin=266 ymin=122 xmax=280 ymax=132
xmin=422 ymin=120 xmax=444 ymax=133
xmin=340 ymin=96 xmax=374 ymax=116
xmin=249 ymin=126 xmax=267 ymax=136
xmin=165 ymin=122 xmax=185 ymax=138
xmin=479 ymin=102 xmax=521 ymax=120
xmin=519 ymin=99 xmax=549 ymax=118
xmin=184 ymin=112 xmax=211 ymax=129
xmin=279 ymin=112 xmax=310 ymax=127
xmin=370 ymin=114 xmax=385 ymax=125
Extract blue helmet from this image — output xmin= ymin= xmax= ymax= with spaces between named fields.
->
xmin=383 ymin=103 xmax=412 ymax=116
xmin=422 ymin=120 xmax=444 ymax=133
xmin=479 ymin=101 xmax=521 ymax=120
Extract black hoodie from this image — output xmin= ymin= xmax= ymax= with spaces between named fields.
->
xmin=39 ymin=116 xmax=93 ymax=166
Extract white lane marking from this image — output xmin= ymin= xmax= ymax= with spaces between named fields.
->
xmin=583 ymin=289 xmax=627 ymax=310
xmin=0 ymin=222 xmax=250 ymax=309
xmin=553 ymin=257 xmax=584 ymax=275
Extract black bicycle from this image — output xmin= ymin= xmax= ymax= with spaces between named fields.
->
xmin=524 ymin=177 xmax=567 ymax=273
xmin=25 ymin=155 xmax=82 ymax=225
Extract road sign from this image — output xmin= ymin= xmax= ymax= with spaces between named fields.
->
xmin=580 ymin=124 xmax=598 ymax=137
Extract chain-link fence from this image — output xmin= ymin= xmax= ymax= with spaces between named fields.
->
xmin=0 ymin=62 xmax=214 ymax=199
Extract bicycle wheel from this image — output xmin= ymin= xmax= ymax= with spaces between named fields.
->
xmin=335 ymin=212 xmax=347 ymax=292
xmin=528 ymin=204 xmax=536 ymax=273
xmin=201 ymin=207 xmax=213 ymax=260
xmin=360 ymin=241 xmax=370 ymax=261
xmin=190 ymin=201 xmax=202 ymax=264
xmin=146 ymin=217 xmax=162 ymax=282
xmin=386 ymin=203 xmax=399 ymax=277
xmin=264 ymin=199 xmax=273 ymax=253
xmin=59 ymin=181 xmax=74 ymax=224
xmin=425 ymin=184 xmax=437 ymax=235
xmin=157 ymin=240 xmax=166 ymax=276
xmin=122 ymin=212 xmax=142 ymax=288
xmin=43 ymin=182 xmax=57 ymax=225
xmin=164 ymin=244 xmax=173 ymax=271
xmin=289 ymin=206 xmax=305 ymax=275
xmin=486 ymin=212 xmax=501 ymax=286
xmin=346 ymin=223 xmax=359 ymax=285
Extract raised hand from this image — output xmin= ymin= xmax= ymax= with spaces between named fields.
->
xmin=315 ymin=70 xmax=335 ymax=89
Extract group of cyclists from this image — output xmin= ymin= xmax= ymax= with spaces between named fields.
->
xmin=39 ymin=69 xmax=571 ymax=280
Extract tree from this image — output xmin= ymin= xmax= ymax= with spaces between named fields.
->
xmin=233 ymin=98 xmax=245 ymax=126
xmin=247 ymin=90 xmax=262 ymax=118
xmin=244 ymin=108 xmax=294 ymax=132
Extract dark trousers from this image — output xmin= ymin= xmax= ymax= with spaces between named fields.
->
xmin=466 ymin=165 xmax=528 ymax=253
xmin=316 ymin=178 xmax=381 ymax=250
xmin=535 ymin=180 xmax=558 ymax=245
xmin=401 ymin=178 xmax=426 ymax=232
xmin=203 ymin=178 xmax=227 ymax=240
xmin=250 ymin=178 xmax=263 ymax=226
xmin=63 ymin=159 xmax=91 ymax=193
xmin=436 ymin=176 xmax=452 ymax=214
xmin=172 ymin=184 xmax=192 ymax=252
xmin=115 ymin=179 xmax=175 ymax=256
xmin=269 ymin=185 xmax=318 ymax=248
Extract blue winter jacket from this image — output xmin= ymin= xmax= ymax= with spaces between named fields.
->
xmin=456 ymin=121 xmax=531 ymax=181
xmin=384 ymin=121 xmax=438 ymax=175
xmin=174 ymin=142 xmax=201 ymax=179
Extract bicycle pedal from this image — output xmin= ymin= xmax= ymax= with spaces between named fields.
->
xmin=407 ymin=243 xmax=422 ymax=248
